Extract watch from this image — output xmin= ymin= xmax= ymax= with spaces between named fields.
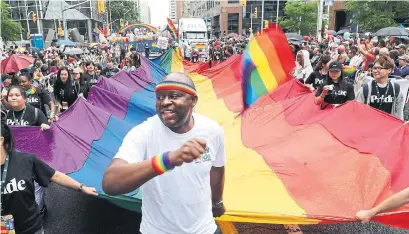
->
xmin=78 ymin=183 xmax=84 ymax=192
xmin=212 ymin=200 xmax=223 ymax=209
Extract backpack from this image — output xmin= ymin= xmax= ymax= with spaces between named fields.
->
xmin=363 ymin=80 xmax=400 ymax=104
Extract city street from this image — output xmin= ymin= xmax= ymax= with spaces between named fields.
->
xmin=44 ymin=183 xmax=409 ymax=234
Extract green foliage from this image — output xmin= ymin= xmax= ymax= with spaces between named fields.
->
xmin=280 ymin=0 xmax=318 ymax=36
xmin=346 ymin=0 xmax=409 ymax=32
xmin=108 ymin=0 xmax=140 ymax=30
xmin=1 ymin=2 xmax=23 ymax=42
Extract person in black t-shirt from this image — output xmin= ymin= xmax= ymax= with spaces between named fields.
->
xmin=356 ymin=56 xmax=405 ymax=120
xmin=53 ymin=67 xmax=81 ymax=112
xmin=305 ymin=55 xmax=331 ymax=90
xmin=315 ymin=61 xmax=355 ymax=108
xmin=82 ymin=61 xmax=99 ymax=87
xmin=0 ymin=122 xmax=98 ymax=234
xmin=18 ymin=73 xmax=56 ymax=120
xmin=5 ymin=86 xmax=50 ymax=130
xmin=102 ymin=58 xmax=120 ymax=78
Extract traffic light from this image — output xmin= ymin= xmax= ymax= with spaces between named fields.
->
xmin=98 ymin=0 xmax=105 ymax=13
xmin=120 ymin=19 xmax=124 ymax=27
xmin=27 ymin=32 xmax=31 ymax=40
xmin=32 ymin=13 xmax=37 ymax=23
xmin=264 ymin=20 xmax=269 ymax=29
xmin=254 ymin=7 xmax=257 ymax=18
xmin=57 ymin=27 xmax=64 ymax=37
xmin=240 ymin=0 xmax=246 ymax=6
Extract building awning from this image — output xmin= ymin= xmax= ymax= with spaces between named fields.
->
xmin=44 ymin=0 xmax=89 ymax=20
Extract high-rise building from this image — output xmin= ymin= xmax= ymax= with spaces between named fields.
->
xmin=169 ymin=0 xmax=177 ymax=22
xmin=140 ymin=0 xmax=151 ymax=24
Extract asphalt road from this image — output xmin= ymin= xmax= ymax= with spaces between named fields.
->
xmin=43 ymin=183 xmax=409 ymax=234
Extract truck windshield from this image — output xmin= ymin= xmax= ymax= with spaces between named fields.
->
xmin=186 ymin=32 xmax=206 ymax=39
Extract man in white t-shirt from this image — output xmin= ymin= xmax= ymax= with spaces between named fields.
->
xmin=102 ymin=72 xmax=226 ymax=234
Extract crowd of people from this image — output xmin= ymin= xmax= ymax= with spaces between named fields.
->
xmin=292 ymin=34 xmax=409 ymax=121
xmin=1 ymin=30 xmax=409 ymax=234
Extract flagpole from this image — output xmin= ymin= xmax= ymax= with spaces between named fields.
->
xmin=276 ymin=0 xmax=279 ymax=28
xmin=261 ymin=0 xmax=264 ymax=30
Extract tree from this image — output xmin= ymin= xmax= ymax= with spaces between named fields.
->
xmin=346 ymin=0 xmax=409 ymax=32
xmin=280 ymin=0 xmax=318 ymax=36
xmin=1 ymin=2 xmax=23 ymax=42
xmin=108 ymin=1 xmax=140 ymax=31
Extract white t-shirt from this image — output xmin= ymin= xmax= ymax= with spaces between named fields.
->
xmin=114 ymin=113 xmax=226 ymax=234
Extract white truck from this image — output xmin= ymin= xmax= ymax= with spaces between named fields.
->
xmin=178 ymin=18 xmax=208 ymax=61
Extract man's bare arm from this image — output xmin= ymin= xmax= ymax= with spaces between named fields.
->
xmin=210 ymin=166 xmax=225 ymax=203
xmin=102 ymin=158 xmax=158 ymax=196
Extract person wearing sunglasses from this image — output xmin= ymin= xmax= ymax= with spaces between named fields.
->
xmin=356 ymin=56 xmax=405 ymax=120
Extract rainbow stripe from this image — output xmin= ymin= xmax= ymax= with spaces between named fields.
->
xmin=242 ymin=25 xmax=295 ymax=107
xmin=117 ymin=23 xmax=158 ymax=34
xmin=155 ymin=81 xmax=197 ymax=96
xmin=343 ymin=65 xmax=357 ymax=76
xmin=167 ymin=18 xmax=179 ymax=39
xmin=151 ymin=153 xmax=172 ymax=175
xmin=196 ymin=44 xmax=206 ymax=50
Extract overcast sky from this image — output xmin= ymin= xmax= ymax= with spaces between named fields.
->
xmin=148 ymin=0 xmax=170 ymax=28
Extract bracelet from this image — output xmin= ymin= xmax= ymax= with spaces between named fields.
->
xmin=151 ymin=152 xmax=174 ymax=175
xmin=212 ymin=200 xmax=224 ymax=208
xmin=78 ymin=183 xmax=84 ymax=191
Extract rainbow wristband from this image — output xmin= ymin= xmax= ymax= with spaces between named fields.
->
xmin=151 ymin=152 xmax=174 ymax=175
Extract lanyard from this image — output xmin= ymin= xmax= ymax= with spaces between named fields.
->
xmin=12 ymin=106 xmax=27 ymax=126
xmin=1 ymin=153 xmax=10 ymax=212
xmin=374 ymin=81 xmax=390 ymax=108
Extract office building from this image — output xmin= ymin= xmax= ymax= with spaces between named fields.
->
xmin=169 ymin=0 xmax=177 ymax=22
xmin=140 ymin=0 xmax=151 ymax=24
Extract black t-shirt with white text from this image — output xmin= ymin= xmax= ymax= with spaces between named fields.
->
xmin=305 ymin=71 xmax=327 ymax=89
xmin=102 ymin=67 xmax=120 ymax=78
xmin=26 ymin=86 xmax=52 ymax=115
xmin=315 ymin=79 xmax=355 ymax=105
xmin=1 ymin=152 xmax=55 ymax=234
xmin=6 ymin=104 xmax=48 ymax=126
xmin=369 ymin=81 xmax=394 ymax=114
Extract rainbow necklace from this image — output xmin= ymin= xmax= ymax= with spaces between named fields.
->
xmin=25 ymin=86 xmax=36 ymax=96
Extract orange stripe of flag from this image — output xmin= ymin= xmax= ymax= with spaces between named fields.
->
xmin=254 ymin=32 xmax=288 ymax=85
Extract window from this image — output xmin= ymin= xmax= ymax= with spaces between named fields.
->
xmin=227 ymin=13 xmax=239 ymax=33
xmin=185 ymin=32 xmax=206 ymax=39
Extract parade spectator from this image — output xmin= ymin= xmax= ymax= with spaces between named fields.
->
xmin=103 ymin=72 xmax=225 ymax=234
xmin=315 ymin=61 xmax=355 ymax=108
xmin=53 ymin=67 xmax=80 ymax=112
xmin=356 ymin=56 xmax=405 ymax=120
xmin=102 ymin=58 xmax=120 ymax=78
xmin=123 ymin=57 xmax=137 ymax=72
xmin=397 ymin=54 xmax=409 ymax=78
xmin=396 ymin=44 xmax=407 ymax=55
xmin=294 ymin=50 xmax=314 ymax=82
xmin=72 ymin=67 xmax=90 ymax=99
xmin=83 ymin=61 xmax=98 ymax=86
xmin=0 ymin=121 xmax=98 ymax=234
xmin=305 ymin=55 xmax=331 ymax=90
xmin=18 ymin=73 xmax=55 ymax=118
xmin=5 ymin=86 xmax=50 ymax=130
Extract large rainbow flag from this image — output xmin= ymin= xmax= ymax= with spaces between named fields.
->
xmin=10 ymin=29 xmax=409 ymax=230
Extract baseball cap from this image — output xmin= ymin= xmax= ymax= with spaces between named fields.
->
xmin=72 ymin=67 xmax=82 ymax=74
xmin=328 ymin=61 xmax=343 ymax=72
xmin=395 ymin=44 xmax=407 ymax=50
xmin=398 ymin=54 xmax=409 ymax=62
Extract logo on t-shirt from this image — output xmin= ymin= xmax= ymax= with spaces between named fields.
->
xmin=332 ymin=90 xmax=347 ymax=96
xmin=195 ymin=147 xmax=211 ymax=163
xmin=6 ymin=119 xmax=29 ymax=126
xmin=315 ymin=78 xmax=324 ymax=85
xmin=27 ymin=96 xmax=39 ymax=104
xmin=370 ymin=94 xmax=394 ymax=104
xmin=2 ymin=178 xmax=26 ymax=194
